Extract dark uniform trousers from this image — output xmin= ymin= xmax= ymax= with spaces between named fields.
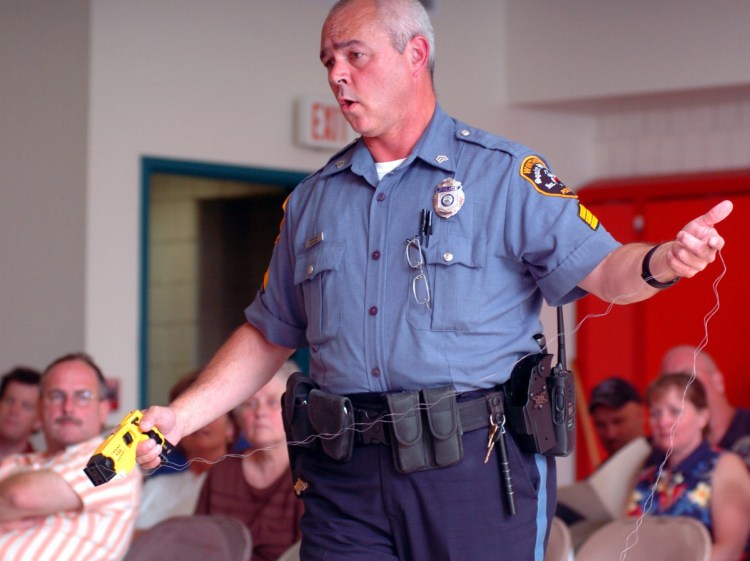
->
xmin=296 ymin=426 xmax=557 ymax=561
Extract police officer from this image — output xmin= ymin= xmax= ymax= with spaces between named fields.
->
xmin=137 ymin=1 xmax=732 ymax=560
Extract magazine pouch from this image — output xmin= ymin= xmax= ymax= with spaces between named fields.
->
xmin=386 ymin=385 xmax=463 ymax=474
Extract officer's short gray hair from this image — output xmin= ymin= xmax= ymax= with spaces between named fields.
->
xmin=328 ymin=0 xmax=435 ymax=78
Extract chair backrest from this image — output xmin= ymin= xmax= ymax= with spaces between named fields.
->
xmin=545 ymin=516 xmax=574 ymax=561
xmin=123 ymin=515 xmax=252 ymax=561
xmin=276 ymin=540 xmax=301 ymax=561
xmin=575 ymin=516 xmax=711 ymax=561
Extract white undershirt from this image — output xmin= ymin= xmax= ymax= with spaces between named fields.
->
xmin=375 ymin=158 xmax=406 ymax=180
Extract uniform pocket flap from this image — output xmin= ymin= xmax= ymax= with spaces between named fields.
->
xmin=429 ymin=235 xmax=486 ymax=269
xmin=293 ymin=241 xmax=345 ymax=285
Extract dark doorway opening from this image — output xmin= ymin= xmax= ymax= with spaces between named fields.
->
xmin=197 ymin=193 xmax=286 ymax=364
xmin=140 ymin=157 xmax=308 ymax=406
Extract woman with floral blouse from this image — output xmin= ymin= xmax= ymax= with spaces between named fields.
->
xmin=628 ymin=373 xmax=750 ymax=561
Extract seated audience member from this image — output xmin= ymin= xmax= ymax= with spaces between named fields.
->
xmin=0 ymin=366 xmax=41 ymax=460
xmin=589 ymin=376 xmax=645 ymax=458
xmin=556 ymin=377 xmax=646 ymax=531
xmin=662 ymin=344 xmax=750 ymax=468
xmin=195 ymin=361 xmax=303 ymax=561
xmin=134 ymin=370 xmax=236 ymax=532
xmin=627 ymin=373 xmax=750 ymax=561
xmin=0 ymin=352 xmax=141 ymax=561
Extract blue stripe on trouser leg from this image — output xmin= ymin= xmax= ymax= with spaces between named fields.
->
xmin=534 ymin=454 xmax=549 ymax=561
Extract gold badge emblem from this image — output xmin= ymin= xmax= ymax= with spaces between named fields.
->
xmin=293 ymin=477 xmax=309 ymax=496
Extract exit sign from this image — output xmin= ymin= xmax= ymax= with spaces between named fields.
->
xmin=295 ymin=97 xmax=358 ymax=150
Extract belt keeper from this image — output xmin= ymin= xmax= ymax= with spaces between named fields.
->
xmin=486 ymin=391 xmax=505 ymax=425
xmin=354 ymin=408 xmax=390 ymax=445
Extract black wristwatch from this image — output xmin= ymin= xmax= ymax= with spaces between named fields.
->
xmin=641 ymin=244 xmax=680 ymax=289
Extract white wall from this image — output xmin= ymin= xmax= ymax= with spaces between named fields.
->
xmin=0 ymin=0 xmax=89 ymax=369
xmin=592 ymin=92 xmax=750 ymax=177
xmin=506 ymin=0 xmax=750 ymax=104
xmin=86 ymin=0 xmax=336 ymax=413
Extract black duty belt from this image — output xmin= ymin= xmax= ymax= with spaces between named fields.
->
xmin=347 ymin=388 xmax=504 ymax=446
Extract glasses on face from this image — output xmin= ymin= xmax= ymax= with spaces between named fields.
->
xmin=240 ymin=396 xmax=282 ymax=412
xmin=43 ymin=389 xmax=99 ymax=407
xmin=405 ymin=237 xmax=431 ymax=310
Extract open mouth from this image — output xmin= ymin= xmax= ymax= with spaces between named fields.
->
xmin=338 ymin=97 xmax=357 ymax=111
xmin=336 ymin=85 xmax=358 ymax=111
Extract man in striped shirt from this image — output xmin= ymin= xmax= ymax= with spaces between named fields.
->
xmin=0 ymin=353 xmax=141 ymax=561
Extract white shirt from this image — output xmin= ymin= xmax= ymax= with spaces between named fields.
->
xmin=135 ymin=470 xmax=207 ymax=529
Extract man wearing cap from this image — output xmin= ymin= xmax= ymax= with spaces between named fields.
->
xmin=588 ymin=377 xmax=645 ymax=458
xmin=555 ymin=378 xmax=645 ymax=524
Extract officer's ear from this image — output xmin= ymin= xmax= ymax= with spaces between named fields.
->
xmin=407 ymin=35 xmax=430 ymax=75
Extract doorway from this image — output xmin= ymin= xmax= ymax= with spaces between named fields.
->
xmin=140 ymin=157 xmax=308 ymax=407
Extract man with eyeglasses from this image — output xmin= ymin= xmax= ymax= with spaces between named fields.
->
xmin=137 ymin=1 xmax=732 ymax=559
xmin=0 ymin=352 xmax=141 ymax=561
xmin=0 ymin=366 xmax=41 ymax=460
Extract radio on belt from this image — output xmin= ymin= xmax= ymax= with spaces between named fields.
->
xmin=83 ymin=409 xmax=173 ymax=486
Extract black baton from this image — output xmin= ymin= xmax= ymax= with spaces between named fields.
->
xmin=497 ymin=422 xmax=516 ymax=516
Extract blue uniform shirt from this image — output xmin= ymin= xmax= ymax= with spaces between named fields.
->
xmin=246 ymin=105 xmax=619 ymax=394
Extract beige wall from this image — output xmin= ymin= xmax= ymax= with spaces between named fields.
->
xmin=506 ymin=0 xmax=750 ymax=104
xmin=0 ymin=0 xmax=89 ymax=369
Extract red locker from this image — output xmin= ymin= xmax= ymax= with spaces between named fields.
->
xmin=574 ymin=170 xmax=750 ymax=478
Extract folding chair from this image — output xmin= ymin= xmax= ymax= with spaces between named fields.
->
xmin=123 ymin=515 xmax=252 ymax=561
xmin=575 ymin=516 xmax=711 ymax=561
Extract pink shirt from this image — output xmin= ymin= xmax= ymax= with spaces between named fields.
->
xmin=0 ymin=434 xmax=142 ymax=561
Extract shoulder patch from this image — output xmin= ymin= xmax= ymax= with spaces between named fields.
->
xmin=520 ymin=156 xmax=577 ymax=198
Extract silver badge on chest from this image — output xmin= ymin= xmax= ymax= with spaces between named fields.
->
xmin=433 ymin=178 xmax=465 ymax=219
